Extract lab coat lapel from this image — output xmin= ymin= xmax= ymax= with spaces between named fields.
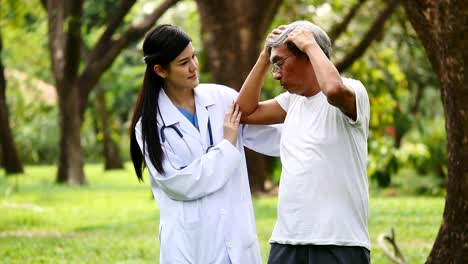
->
xmin=158 ymin=88 xmax=202 ymax=145
xmin=195 ymin=87 xmax=215 ymax=151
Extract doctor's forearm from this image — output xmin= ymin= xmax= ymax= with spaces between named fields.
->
xmin=155 ymin=140 xmax=242 ymax=201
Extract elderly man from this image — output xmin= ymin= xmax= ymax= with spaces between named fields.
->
xmin=236 ymin=20 xmax=371 ymax=264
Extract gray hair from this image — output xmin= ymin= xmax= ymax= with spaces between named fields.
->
xmin=266 ymin=21 xmax=331 ymax=59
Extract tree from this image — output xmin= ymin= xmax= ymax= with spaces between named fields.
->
xmin=41 ymin=0 xmax=180 ymax=184
xmin=0 ymin=32 xmax=24 ymax=174
xmin=403 ymin=0 xmax=468 ymax=262
xmin=95 ymin=86 xmax=123 ymax=170
xmin=336 ymin=0 xmax=400 ymax=72
xmin=195 ymin=0 xmax=284 ymax=192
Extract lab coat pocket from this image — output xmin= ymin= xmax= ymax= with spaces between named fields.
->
xmin=159 ymin=223 xmax=188 ymax=263
xmin=236 ymin=201 xmax=257 ymax=249
xmin=181 ymin=200 xmax=201 ymax=229
xmin=181 ymin=210 xmax=222 ymax=263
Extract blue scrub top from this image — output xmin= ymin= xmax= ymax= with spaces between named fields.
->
xmin=177 ymin=107 xmax=199 ymax=130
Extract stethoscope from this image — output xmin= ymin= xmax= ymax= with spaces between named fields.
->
xmin=158 ymin=107 xmax=214 ymax=170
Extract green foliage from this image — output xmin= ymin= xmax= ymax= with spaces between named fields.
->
xmin=1 ymin=1 xmax=50 ymax=81
xmin=406 ymin=118 xmax=447 ymax=179
xmin=389 ymin=168 xmax=445 ymax=196
xmin=83 ymin=0 xmax=120 ymax=32
xmin=0 ymin=164 xmax=444 ymax=263
xmin=5 ymin=78 xmax=58 ymax=164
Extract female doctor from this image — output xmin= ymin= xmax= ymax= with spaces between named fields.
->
xmin=130 ymin=25 xmax=281 ymax=264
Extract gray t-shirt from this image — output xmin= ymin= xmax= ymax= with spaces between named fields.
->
xmin=271 ymin=78 xmax=371 ymax=250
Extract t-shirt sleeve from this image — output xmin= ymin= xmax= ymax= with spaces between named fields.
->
xmin=275 ymin=92 xmax=292 ymax=112
xmin=342 ymin=78 xmax=370 ymax=128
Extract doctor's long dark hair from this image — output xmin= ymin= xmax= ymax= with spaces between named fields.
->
xmin=130 ymin=24 xmax=191 ymax=181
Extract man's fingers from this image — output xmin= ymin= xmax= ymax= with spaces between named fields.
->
xmin=274 ymin=25 xmax=287 ymax=33
xmin=268 ymin=25 xmax=287 ymax=39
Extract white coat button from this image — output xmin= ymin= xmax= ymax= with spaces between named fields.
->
xmin=220 ymin=209 xmax=226 ymax=216
xmin=227 ymin=242 xmax=233 ymax=248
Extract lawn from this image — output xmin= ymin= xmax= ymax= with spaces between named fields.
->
xmin=0 ymin=164 xmax=444 ymax=263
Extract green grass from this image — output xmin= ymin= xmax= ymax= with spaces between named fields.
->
xmin=0 ymin=164 xmax=444 ymax=263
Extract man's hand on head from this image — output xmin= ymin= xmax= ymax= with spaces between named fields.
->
xmin=285 ymin=27 xmax=317 ymax=52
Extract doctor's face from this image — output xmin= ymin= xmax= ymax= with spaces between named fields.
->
xmin=164 ymin=42 xmax=199 ymax=91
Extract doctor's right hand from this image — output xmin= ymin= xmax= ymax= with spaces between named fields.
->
xmin=224 ymin=103 xmax=242 ymax=146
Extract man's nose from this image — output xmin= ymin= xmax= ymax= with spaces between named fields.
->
xmin=272 ymin=72 xmax=282 ymax=80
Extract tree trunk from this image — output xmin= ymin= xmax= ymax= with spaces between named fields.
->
xmin=0 ymin=34 xmax=23 ymax=174
xmin=47 ymin=0 xmax=85 ymax=184
xmin=96 ymin=88 xmax=123 ymax=170
xmin=56 ymin=83 xmax=85 ymax=184
xmin=403 ymin=1 xmax=468 ymax=263
xmin=195 ymin=0 xmax=283 ymax=193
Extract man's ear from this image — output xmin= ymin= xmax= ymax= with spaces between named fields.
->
xmin=153 ymin=65 xmax=167 ymax=79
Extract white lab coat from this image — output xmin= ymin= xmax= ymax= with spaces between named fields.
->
xmin=135 ymin=84 xmax=281 ymax=264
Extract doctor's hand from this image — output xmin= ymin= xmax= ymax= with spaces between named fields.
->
xmin=224 ymin=103 xmax=242 ymax=146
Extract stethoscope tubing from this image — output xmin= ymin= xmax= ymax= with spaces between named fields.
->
xmin=157 ymin=106 xmax=214 ymax=170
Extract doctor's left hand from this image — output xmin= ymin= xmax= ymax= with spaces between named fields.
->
xmin=224 ymin=103 xmax=242 ymax=146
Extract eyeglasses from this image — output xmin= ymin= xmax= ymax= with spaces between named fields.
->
xmin=271 ymin=55 xmax=293 ymax=74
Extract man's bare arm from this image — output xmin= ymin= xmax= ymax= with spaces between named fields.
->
xmin=241 ymin=99 xmax=286 ymax=125
xmin=236 ymin=51 xmax=270 ymax=116
xmin=236 ymin=52 xmax=287 ymax=124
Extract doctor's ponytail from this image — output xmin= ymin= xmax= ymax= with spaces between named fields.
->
xmin=130 ymin=24 xmax=191 ymax=181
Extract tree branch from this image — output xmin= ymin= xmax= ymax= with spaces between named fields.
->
xmin=63 ymin=0 xmax=84 ymax=85
xmin=47 ymin=0 xmax=65 ymax=90
xmin=377 ymin=228 xmax=407 ymax=264
xmin=258 ymin=0 xmax=284 ymax=35
xmin=40 ymin=0 xmax=47 ymax=10
xmin=78 ymin=0 xmax=181 ymax=113
xmin=92 ymin=0 xmax=138 ymax=54
xmin=329 ymin=0 xmax=368 ymax=43
xmin=117 ymin=0 xmax=181 ymax=44
xmin=336 ymin=0 xmax=401 ymax=73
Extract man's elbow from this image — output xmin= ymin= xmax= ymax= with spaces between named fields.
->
xmin=240 ymin=112 xmax=256 ymax=124
xmin=236 ymin=100 xmax=258 ymax=116
xmin=325 ymin=83 xmax=357 ymax=120
xmin=324 ymin=82 xmax=348 ymax=105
